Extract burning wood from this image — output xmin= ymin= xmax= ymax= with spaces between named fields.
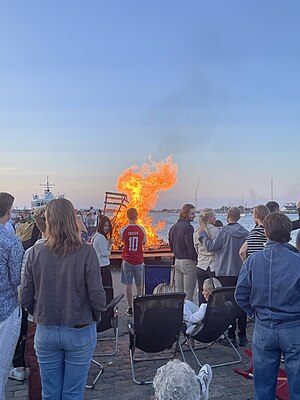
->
xmin=111 ymin=156 xmax=177 ymax=249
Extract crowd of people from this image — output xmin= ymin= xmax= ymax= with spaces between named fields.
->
xmin=0 ymin=194 xmax=107 ymax=399
xmin=1 ymin=191 xmax=300 ymax=399
xmin=168 ymin=200 xmax=300 ymax=399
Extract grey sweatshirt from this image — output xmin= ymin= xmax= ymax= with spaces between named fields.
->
xmin=199 ymin=223 xmax=249 ymax=277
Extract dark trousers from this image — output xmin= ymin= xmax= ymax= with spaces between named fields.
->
xmin=217 ymin=275 xmax=247 ymax=340
xmin=13 ymin=308 xmax=28 ymax=367
xmin=101 ymin=265 xmax=113 ymax=288
xmin=196 ymin=267 xmax=215 ymax=305
xmin=228 ymin=309 xmax=247 ymax=339
xmin=25 ymin=321 xmax=42 ymax=400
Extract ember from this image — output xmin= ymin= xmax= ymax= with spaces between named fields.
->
xmin=112 ymin=156 xmax=177 ymax=249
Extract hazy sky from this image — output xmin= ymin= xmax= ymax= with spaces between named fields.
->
xmin=1 ymin=1 xmax=300 ymax=209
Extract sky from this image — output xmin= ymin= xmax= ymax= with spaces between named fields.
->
xmin=1 ymin=1 xmax=300 ymax=210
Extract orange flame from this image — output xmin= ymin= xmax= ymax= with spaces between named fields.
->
xmin=112 ymin=156 xmax=177 ymax=249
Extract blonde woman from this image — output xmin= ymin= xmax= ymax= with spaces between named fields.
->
xmin=184 ymin=277 xmax=222 ymax=334
xmin=21 ymin=198 xmax=106 ymax=400
xmin=153 ymin=283 xmax=174 ymax=294
xmin=193 ymin=209 xmax=219 ymax=305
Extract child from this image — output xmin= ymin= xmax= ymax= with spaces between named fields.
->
xmin=120 ymin=208 xmax=147 ymax=315
xmin=184 ymin=278 xmax=222 ymax=334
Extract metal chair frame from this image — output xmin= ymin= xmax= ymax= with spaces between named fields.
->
xmin=86 ymin=292 xmax=124 ymax=389
xmin=94 ymin=293 xmax=124 ymax=357
xmin=183 ymin=287 xmax=242 ymax=368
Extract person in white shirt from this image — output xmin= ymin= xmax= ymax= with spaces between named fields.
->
xmin=193 ymin=209 xmax=219 ymax=305
xmin=91 ymin=215 xmax=113 ymax=288
xmin=184 ymin=277 xmax=222 ymax=335
xmin=153 ymin=278 xmax=222 ymax=336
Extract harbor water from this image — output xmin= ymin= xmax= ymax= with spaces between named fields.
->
xmin=150 ymin=211 xmax=299 ymax=247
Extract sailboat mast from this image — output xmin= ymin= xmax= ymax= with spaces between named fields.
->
xmin=271 ymin=178 xmax=274 ymax=201
xmin=195 ymin=178 xmax=200 ymax=210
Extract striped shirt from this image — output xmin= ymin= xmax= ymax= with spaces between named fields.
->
xmin=246 ymin=225 xmax=267 ymax=257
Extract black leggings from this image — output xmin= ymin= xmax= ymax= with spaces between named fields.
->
xmin=13 ymin=308 xmax=28 ymax=368
xmin=100 ymin=265 xmax=113 ymax=289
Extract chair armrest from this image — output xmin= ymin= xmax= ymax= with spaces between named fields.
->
xmin=127 ymin=320 xmax=135 ymax=336
xmin=127 ymin=321 xmax=136 ymax=350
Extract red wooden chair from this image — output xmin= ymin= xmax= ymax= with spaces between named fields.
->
xmin=234 ymin=348 xmax=289 ymax=400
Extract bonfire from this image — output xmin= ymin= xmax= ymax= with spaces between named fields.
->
xmin=111 ymin=156 xmax=177 ymax=249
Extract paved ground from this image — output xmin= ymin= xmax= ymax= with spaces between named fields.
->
xmin=6 ymin=261 xmax=254 ymax=399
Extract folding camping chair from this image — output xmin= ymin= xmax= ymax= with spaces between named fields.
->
xmin=182 ymin=287 xmax=242 ymax=368
xmin=234 ymin=348 xmax=290 ymax=400
xmin=86 ymin=288 xmax=124 ymax=389
xmin=128 ymin=292 xmax=186 ymax=384
xmin=143 ymin=264 xmax=174 ymax=294
xmin=95 ymin=288 xmax=124 ymax=357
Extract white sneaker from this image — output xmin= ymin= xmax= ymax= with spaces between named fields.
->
xmin=197 ymin=364 xmax=212 ymax=400
xmin=9 ymin=367 xmax=26 ymax=381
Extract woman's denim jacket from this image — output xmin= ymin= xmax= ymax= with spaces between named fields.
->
xmin=235 ymin=240 xmax=300 ymax=328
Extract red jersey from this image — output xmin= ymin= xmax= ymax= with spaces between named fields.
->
xmin=120 ymin=224 xmax=146 ymax=265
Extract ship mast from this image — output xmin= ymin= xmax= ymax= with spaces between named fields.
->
xmin=270 ymin=178 xmax=274 ymax=201
xmin=40 ymin=176 xmax=55 ymax=194
xmin=195 ymin=178 xmax=200 ymax=211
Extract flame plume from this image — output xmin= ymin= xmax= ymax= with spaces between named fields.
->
xmin=112 ymin=156 xmax=177 ymax=249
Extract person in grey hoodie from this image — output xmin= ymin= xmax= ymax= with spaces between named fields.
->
xmin=198 ymin=207 xmax=249 ymax=347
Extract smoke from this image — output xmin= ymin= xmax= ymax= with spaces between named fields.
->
xmin=141 ymin=67 xmax=228 ymax=158
xmin=285 ymin=181 xmax=300 ymax=200
xmin=248 ymin=189 xmax=266 ymax=205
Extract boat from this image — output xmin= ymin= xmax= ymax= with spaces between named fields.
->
xmin=31 ymin=177 xmax=64 ymax=209
xmin=280 ymin=203 xmax=298 ymax=214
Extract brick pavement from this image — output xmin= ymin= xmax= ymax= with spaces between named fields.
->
xmin=6 ymin=263 xmax=254 ymax=399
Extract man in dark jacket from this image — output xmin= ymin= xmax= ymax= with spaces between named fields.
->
xmin=169 ymin=204 xmax=197 ymax=301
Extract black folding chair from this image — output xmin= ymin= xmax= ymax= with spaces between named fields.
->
xmin=95 ymin=288 xmax=124 ymax=357
xmin=86 ymin=288 xmax=124 ymax=389
xmin=128 ymin=292 xmax=186 ymax=384
xmin=217 ymin=276 xmax=248 ymax=343
xmin=183 ymin=287 xmax=242 ymax=368
xmin=217 ymin=275 xmax=238 ymax=287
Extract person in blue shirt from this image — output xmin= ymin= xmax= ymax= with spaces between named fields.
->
xmin=296 ymin=230 xmax=300 ymax=251
xmin=0 ymin=192 xmax=24 ymax=398
xmin=235 ymin=212 xmax=300 ymax=400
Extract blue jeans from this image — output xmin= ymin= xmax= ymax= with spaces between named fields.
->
xmin=253 ymin=321 xmax=300 ymax=400
xmin=34 ymin=323 xmax=96 ymax=400
xmin=0 ymin=306 xmax=22 ymax=399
